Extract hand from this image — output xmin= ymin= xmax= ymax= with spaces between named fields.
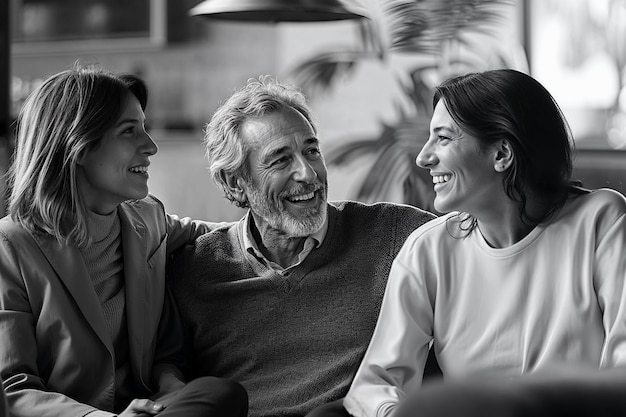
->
xmin=118 ymin=398 xmax=165 ymax=416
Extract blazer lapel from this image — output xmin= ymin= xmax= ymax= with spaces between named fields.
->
xmin=31 ymin=233 xmax=113 ymax=355
xmin=118 ymin=207 xmax=149 ymax=379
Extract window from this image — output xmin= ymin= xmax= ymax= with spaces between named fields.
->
xmin=11 ymin=0 xmax=166 ymax=54
xmin=527 ymin=0 xmax=626 ymax=150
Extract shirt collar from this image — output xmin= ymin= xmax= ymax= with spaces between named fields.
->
xmin=241 ymin=209 xmax=328 ymax=258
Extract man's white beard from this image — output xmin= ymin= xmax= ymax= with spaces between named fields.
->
xmin=245 ymin=181 xmax=327 ymax=237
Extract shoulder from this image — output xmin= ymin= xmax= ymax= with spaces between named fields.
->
xmin=0 ymin=216 xmax=21 ymax=236
xmin=327 ymin=201 xmax=437 ymax=251
xmin=0 ymin=216 xmax=35 ymax=244
xmin=395 ymin=213 xmax=475 ymax=265
xmin=119 ymin=195 xmax=169 ymax=232
xmin=403 ymin=212 xmax=456 ymax=247
xmin=549 ymin=189 xmax=626 ymax=244
xmin=563 ymin=188 xmax=626 ymax=222
xmin=169 ymin=219 xmax=241 ymax=282
xmin=120 ymin=194 xmax=166 ymax=217
xmin=389 ymin=214 xmax=460 ymax=280
xmin=171 ymin=218 xmax=240 ymax=262
xmin=586 ymin=188 xmax=626 ymax=210
xmin=189 ymin=220 xmax=240 ymax=252
xmin=330 ymin=200 xmax=435 ymax=224
xmin=0 ymin=216 xmax=44 ymax=269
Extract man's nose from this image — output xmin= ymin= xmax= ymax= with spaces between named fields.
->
xmin=293 ymin=156 xmax=317 ymax=182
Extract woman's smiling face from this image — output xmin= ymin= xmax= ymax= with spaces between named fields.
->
xmin=77 ymin=94 xmax=158 ymax=214
xmin=416 ymin=99 xmax=504 ymax=215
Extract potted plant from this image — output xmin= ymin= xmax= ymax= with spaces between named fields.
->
xmin=291 ymin=0 xmax=525 ymax=211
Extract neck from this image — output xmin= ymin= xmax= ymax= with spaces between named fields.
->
xmin=477 ymin=216 xmax=534 ymax=249
xmin=250 ymin=216 xmax=307 ymax=268
xmin=476 ymin=198 xmax=547 ymax=248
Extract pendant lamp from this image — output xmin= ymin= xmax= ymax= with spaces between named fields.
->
xmin=189 ymin=0 xmax=367 ymax=22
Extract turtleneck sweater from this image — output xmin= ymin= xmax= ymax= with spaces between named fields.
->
xmin=80 ymin=209 xmax=134 ymax=412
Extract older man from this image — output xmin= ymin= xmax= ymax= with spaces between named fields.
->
xmin=169 ymin=77 xmax=435 ymax=417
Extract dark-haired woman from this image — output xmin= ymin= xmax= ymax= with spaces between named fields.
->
xmin=343 ymin=69 xmax=626 ymax=417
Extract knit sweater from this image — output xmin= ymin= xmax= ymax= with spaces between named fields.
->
xmin=170 ymin=201 xmax=435 ymax=417
xmin=80 ymin=210 xmax=134 ymax=411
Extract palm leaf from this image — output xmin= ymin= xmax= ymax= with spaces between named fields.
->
xmin=400 ymin=65 xmax=439 ymax=115
xmin=289 ymin=49 xmax=373 ymax=97
xmin=289 ymin=0 xmax=519 ymax=208
xmin=325 ymin=136 xmax=387 ymax=166
xmin=354 ymin=118 xmax=431 ymax=202
xmin=325 ymin=122 xmax=400 ymax=165
xmin=357 ymin=140 xmax=413 ymax=200
xmin=384 ymin=0 xmax=513 ymax=53
xmin=290 ymin=15 xmax=388 ymax=96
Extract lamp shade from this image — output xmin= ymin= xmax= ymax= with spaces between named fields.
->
xmin=189 ymin=0 xmax=367 ymax=22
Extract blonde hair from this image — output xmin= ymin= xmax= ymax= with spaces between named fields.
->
xmin=8 ymin=64 xmax=148 ymax=247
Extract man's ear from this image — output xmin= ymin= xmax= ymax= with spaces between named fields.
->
xmin=221 ymin=170 xmax=248 ymax=205
xmin=493 ymin=140 xmax=514 ymax=173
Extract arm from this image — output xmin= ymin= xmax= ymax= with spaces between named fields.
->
xmin=143 ymin=194 xmax=226 ymax=254
xmin=344 ymin=239 xmax=434 ymax=417
xmin=392 ymin=203 xmax=626 ymax=417
xmin=595 ymin=212 xmax=626 ymax=366
xmin=163 ymin=212 xmax=215 ymax=254
xmin=0 ymin=233 xmax=105 ymax=417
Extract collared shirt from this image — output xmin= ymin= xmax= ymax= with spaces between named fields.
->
xmin=241 ymin=211 xmax=328 ymax=275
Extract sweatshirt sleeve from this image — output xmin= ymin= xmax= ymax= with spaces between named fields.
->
xmin=344 ymin=234 xmax=434 ymax=417
xmin=595 ymin=211 xmax=626 ymax=367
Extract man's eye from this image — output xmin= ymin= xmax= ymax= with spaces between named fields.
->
xmin=272 ymin=156 xmax=289 ymax=166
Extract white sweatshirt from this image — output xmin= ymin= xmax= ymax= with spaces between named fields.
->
xmin=345 ymin=188 xmax=626 ymax=417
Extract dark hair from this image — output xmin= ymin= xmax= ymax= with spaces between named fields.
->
xmin=8 ymin=64 xmax=148 ymax=246
xmin=434 ymin=68 xmax=581 ymax=227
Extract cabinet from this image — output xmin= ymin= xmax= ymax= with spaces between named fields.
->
xmin=11 ymin=0 xmax=166 ymax=54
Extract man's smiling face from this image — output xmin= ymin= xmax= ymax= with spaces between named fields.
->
xmin=238 ymin=106 xmax=328 ymax=237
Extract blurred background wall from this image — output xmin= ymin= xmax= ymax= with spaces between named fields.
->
xmin=4 ymin=0 xmax=626 ymax=221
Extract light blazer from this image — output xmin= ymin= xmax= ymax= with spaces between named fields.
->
xmin=0 ymin=195 xmax=211 ymax=417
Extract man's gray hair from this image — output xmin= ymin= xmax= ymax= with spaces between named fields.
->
xmin=203 ymin=75 xmax=317 ymax=207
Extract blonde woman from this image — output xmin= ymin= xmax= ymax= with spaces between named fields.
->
xmin=0 ymin=65 xmax=247 ymax=417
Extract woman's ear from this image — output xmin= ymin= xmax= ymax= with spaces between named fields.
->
xmin=493 ymin=140 xmax=513 ymax=173
xmin=221 ymin=170 xmax=248 ymax=205
xmin=76 ymin=149 xmax=87 ymax=166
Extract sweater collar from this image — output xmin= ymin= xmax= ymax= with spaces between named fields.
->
xmin=86 ymin=208 xmax=119 ymax=243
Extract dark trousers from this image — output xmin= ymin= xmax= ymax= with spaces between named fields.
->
xmin=305 ymin=399 xmax=350 ymax=417
xmin=153 ymin=376 xmax=248 ymax=416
